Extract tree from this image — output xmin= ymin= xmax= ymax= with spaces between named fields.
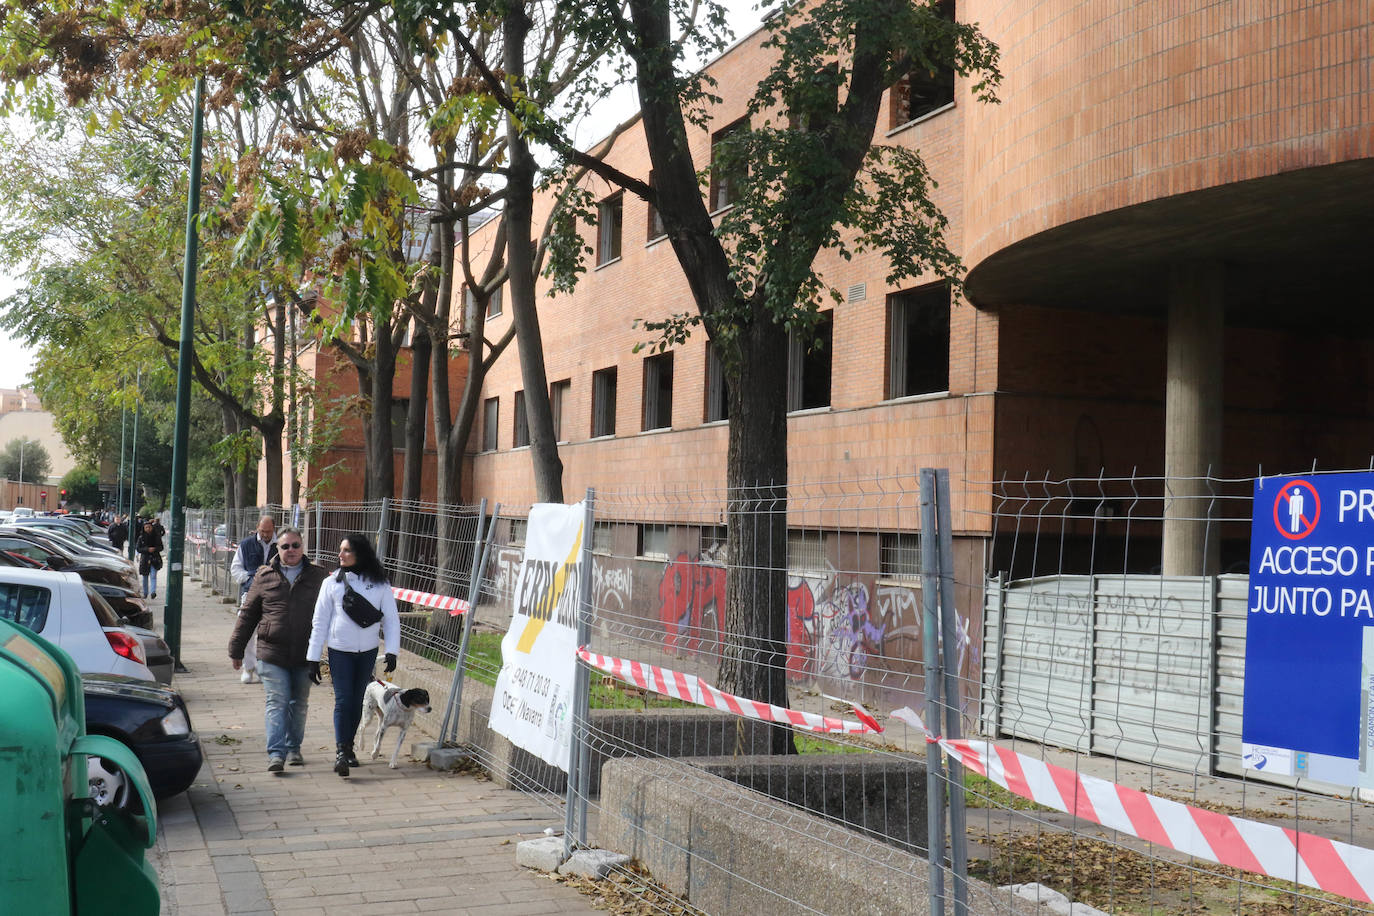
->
xmin=541 ymin=0 xmax=1001 ymax=748
xmin=0 ymin=438 xmax=50 ymax=482
xmin=59 ymin=465 xmax=102 ymax=509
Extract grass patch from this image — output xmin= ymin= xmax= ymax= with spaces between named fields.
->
xmin=962 ymin=769 xmax=1052 ymax=811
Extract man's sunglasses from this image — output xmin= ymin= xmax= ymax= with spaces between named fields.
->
xmin=279 ymin=542 xmax=303 ymax=550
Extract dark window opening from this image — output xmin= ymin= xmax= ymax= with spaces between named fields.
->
xmin=709 ymin=119 xmax=748 ymax=212
xmin=482 ymin=397 xmax=499 ymax=451
xmin=788 ymin=311 xmax=833 ymax=411
xmin=550 ymin=379 xmax=571 ymax=442
xmin=592 ymin=367 xmax=618 ymax=438
xmin=888 ymin=283 xmax=951 ymax=398
xmin=513 ymin=390 xmax=529 ymax=448
xmin=890 ymin=2 xmax=957 ymax=128
xmin=598 ymin=194 xmax=623 ymax=265
xmin=642 ymin=352 xmax=674 ymax=430
xmin=705 ymin=342 xmax=729 ymax=422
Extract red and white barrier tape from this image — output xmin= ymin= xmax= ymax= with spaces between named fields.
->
xmin=890 ymin=707 xmax=1374 ymax=904
xmin=392 ymin=587 xmax=470 ymax=616
xmin=577 ymin=647 xmax=882 ymax=735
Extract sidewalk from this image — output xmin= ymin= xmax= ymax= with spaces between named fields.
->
xmin=149 ymin=579 xmax=597 ymax=915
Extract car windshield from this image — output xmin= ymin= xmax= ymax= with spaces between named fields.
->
xmin=85 ymin=585 xmax=122 ymax=628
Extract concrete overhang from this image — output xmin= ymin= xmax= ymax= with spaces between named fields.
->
xmin=963 ymin=159 xmax=1374 ymax=332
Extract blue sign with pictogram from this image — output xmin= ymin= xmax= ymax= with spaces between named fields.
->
xmin=1243 ymin=472 xmax=1374 ymax=789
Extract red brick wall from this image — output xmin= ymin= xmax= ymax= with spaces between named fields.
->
xmin=962 ymin=0 xmax=1374 ymax=271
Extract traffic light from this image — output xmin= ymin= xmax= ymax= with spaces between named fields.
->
xmin=60 ymin=488 xmax=67 ymax=497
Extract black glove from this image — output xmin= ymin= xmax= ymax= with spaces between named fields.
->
xmin=308 ymin=661 xmax=322 ymax=685
xmin=384 ymin=653 xmax=397 ymax=674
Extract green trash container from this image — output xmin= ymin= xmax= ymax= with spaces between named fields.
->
xmin=0 ymin=616 xmax=160 ymax=915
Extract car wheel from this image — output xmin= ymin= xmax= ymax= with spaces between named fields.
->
xmin=88 ymin=755 xmax=141 ymax=813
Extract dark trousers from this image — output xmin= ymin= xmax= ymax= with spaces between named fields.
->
xmin=328 ymin=647 xmax=378 ymax=746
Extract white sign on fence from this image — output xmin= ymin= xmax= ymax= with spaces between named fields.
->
xmin=488 ymin=502 xmax=585 ymax=771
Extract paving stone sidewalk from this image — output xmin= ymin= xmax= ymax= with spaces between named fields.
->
xmin=148 ymin=579 xmax=596 ymax=915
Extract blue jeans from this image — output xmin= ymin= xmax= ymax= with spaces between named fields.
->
xmin=141 ymin=569 xmax=159 ymax=596
xmin=328 ymin=647 xmax=378 ymax=747
xmin=257 ymin=659 xmax=313 ymax=759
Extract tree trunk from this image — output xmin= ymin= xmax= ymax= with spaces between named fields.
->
xmin=363 ymin=332 xmax=397 ymax=502
xmin=504 ymin=5 xmax=563 ymax=504
xmin=260 ymin=415 xmax=286 ymax=508
xmin=221 ymin=404 xmax=237 ymax=510
xmin=402 ymin=332 xmax=431 ymax=505
xmin=716 ymin=312 xmax=794 ymax=754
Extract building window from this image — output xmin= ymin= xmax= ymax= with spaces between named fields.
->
xmin=890 ymin=2 xmax=957 ymax=128
xmin=646 ymin=171 xmax=666 ymax=241
xmin=592 ymin=367 xmax=617 ymax=438
xmin=642 ymin=351 xmax=674 ymax=431
xmin=709 ymin=118 xmax=748 ymax=212
xmin=880 ymin=533 xmax=923 ymax=579
xmin=704 ymin=341 xmax=729 ymax=422
xmin=513 ymin=390 xmax=529 ymax=448
xmin=550 ymin=379 xmax=571 ymax=442
xmin=598 ymin=193 xmax=623 ymax=265
xmin=888 ymin=283 xmax=950 ymax=398
xmin=787 ymin=311 xmax=833 ymax=412
xmin=701 ymin=525 xmax=728 ymax=562
xmin=638 ymin=523 xmax=669 ymax=560
xmin=482 ymin=397 xmax=499 ymax=451
xmin=466 ymin=285 xmax=502 ymax=319
xmin=593 ymin=521 xmax=616 ymax=555
xmin=788 ymin=530 xmax=827 ymax=572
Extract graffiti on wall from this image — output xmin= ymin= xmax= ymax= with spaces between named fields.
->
xmin=654 ymin=556 xmax=978 ymax=688
xmin=592 ymin=557 xmax=633 ymax=614
xmin=657 ymin=552 xmax=726 ymax=658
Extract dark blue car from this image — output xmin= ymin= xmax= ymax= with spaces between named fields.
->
xmin=83 ymin=674 xmax=203 ymax=812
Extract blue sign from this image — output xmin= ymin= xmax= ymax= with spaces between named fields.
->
xmin=1243 ymin=471 xmax=1374 ymax=787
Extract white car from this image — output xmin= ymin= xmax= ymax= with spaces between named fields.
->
xmin=0 ymin=567 xmax=155 ymax=680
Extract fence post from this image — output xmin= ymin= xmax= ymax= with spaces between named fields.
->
xmin=935 ymin=469 xmax=969 ymax=916
xmin=315 ymin=502 xmax=324 ymax=566
xmin=376 ymin=497 xmax=392 ymax=563
xmin=565 ymin=489 xmax=596 ymax=856
xmin=920 ymin=468 xmax=947 ymax=914
xmin=440 ymin=499 xmax=497 ymax=745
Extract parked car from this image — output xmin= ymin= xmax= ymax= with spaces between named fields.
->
xmin=0 ymin=528 xmax=142 ymax=592
xmin=15 ymin=517 xmax=121 ymax=555
xmin=0 ymin=567 xmax=155 ymax=680
xmin=0 ymin=546 xmax=152 ymax=628
xmin=83 ymin=673 xmax=202 ymax=811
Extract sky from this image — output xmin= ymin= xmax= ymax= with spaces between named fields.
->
xmin=0 ymin=273 xmax=35 ymax=390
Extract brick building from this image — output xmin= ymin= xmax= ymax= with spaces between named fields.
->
xmin=462 ymin=2 xmax=1373 ymax=580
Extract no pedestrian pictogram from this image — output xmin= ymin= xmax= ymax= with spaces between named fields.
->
xmin=1273 ymin=479 xmax=1319 ymax=540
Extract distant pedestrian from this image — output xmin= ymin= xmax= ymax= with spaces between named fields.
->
xmin=108 ymin=515 xmax=129 ymax=551
xmin=136 ymin=519 xmax=164 ymax=598
xmin=230 ymin=515 xmax=279 ymax=685
xmin=307 ymin=533 xmax=400 ymax=777
xmin=229 ymin=527 xmax=328 ymax=772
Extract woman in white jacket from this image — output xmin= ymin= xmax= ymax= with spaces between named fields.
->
xmin=307 ymin=533 xmax=401 ymax=777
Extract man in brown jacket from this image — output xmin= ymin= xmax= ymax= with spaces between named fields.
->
xmin=228 ymin=527 xmax=329 ymax=772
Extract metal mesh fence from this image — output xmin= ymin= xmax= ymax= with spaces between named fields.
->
xmin=180 ymin=470 xmax=1374 ymax=915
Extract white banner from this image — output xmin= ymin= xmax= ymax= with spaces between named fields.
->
xmin=488 ymin=502 xmax=585 ymax=771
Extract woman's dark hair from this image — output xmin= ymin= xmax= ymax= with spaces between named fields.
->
xmin=340 ymin=533 xmax=388 ymax=584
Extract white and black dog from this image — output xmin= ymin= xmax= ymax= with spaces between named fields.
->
xmin=361 ymin=679 xmax=432 ymax=768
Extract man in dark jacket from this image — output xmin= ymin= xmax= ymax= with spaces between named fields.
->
xmin=228 ymin=527 xmax=328 ymax=771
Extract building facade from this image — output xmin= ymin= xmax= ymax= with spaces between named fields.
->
xmin=467 ymin=2 xmax=1374 ymax=564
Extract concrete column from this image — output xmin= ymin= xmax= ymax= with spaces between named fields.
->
xmin=1162 ymin=262 xmax=1225 ymax=576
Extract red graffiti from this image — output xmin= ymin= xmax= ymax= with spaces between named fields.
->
xmin=786 ymin=584 xmax=816 ymax=681
xmin=658 ymin=553 xmax=725 ymax=657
